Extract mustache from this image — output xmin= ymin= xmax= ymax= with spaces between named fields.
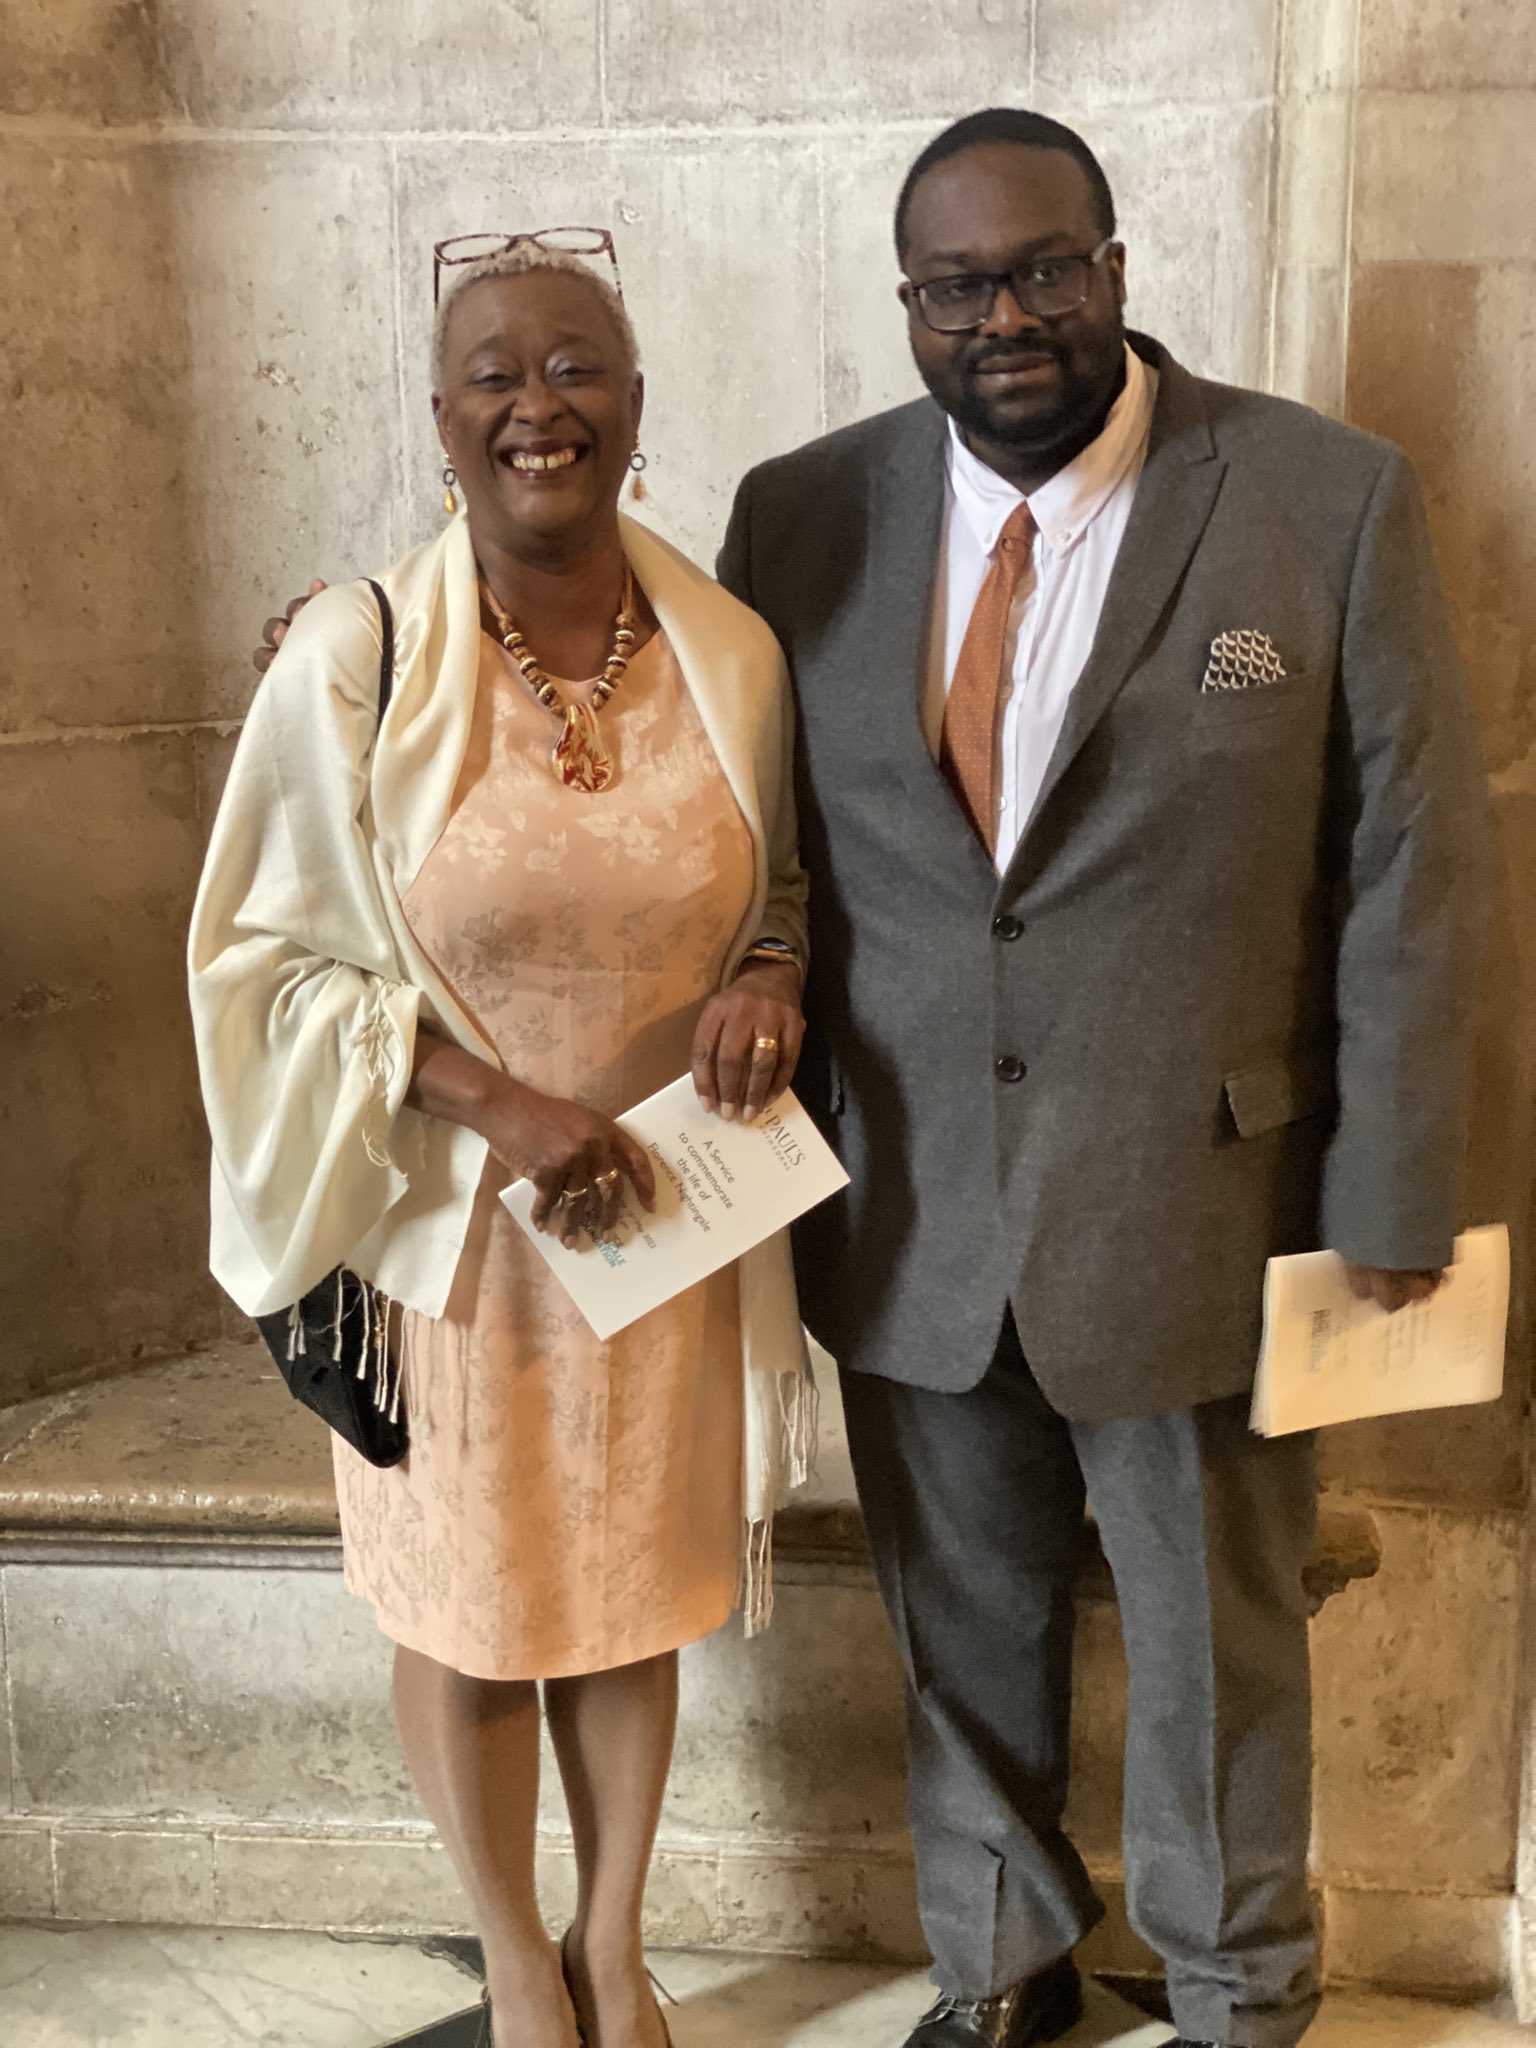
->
xmin=961 ymin=339 xmax=1059 ymax=374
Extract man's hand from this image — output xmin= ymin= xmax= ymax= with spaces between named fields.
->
xmin=1341 ymin=1261 xmax=1447 ymax=1313
xmin=255 ymin=579 xmax=328 ymax=673
xmin=691 ymin=960 xmax=805 ymax=1124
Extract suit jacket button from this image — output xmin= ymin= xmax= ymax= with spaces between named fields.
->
xmin=995 ymin=1054 xmax=1027 ymax=1083
xmin=992 ymin=914 xmax=1024 ymax=941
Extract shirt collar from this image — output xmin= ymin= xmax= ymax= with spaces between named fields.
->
xmin=945 ymin=343 xmax=1157 ymax=561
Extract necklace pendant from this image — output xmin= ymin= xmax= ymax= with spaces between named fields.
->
xmin=553 ymin=703 xmax=614 ymax=793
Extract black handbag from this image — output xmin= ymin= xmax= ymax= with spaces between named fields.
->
xmin=253 ymin=578 xmax=410 ymax=1469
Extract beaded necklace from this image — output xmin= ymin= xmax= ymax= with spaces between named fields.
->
xmin=479 ymin=565 xmax=638 ymax=794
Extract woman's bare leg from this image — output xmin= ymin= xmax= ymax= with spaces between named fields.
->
xmin=393 ymin=1644 xmax=579 ymax=2048
xmin=545 ymin=1649 xmax=679 ymax=2048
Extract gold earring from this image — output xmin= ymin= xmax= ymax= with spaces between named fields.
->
xmin=441 ymin=457 xmax=458 ymax=516
xmin=629 ymin=449 xmax=648 ymax=503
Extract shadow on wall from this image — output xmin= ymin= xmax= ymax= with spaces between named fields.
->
xmin=0 ymin=76 xmax=224 ymax=1401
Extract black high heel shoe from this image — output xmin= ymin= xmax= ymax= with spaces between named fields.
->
xmin=559 ymin=1930 xmax=676 ymax=2047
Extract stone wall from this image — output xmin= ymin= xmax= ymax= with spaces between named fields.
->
xmin=1 ymin=0 xmax=1534 ymax=1997
xmin=1305 ymin=0 xmax=1536 ymax=1995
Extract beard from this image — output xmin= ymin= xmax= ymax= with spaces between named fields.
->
xmin=925 ymin=329 xmax=1127 ymax=462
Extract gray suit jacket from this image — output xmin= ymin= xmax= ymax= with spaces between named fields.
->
xmin=718 ymin=336 xmax=1492 ymax=1419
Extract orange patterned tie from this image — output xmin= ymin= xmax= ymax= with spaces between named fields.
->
xmin=941 ymin=500 xmax=1036 ymax=852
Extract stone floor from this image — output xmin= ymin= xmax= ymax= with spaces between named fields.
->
xmin=0 ymin=1927 xmax=1532 ymax=2048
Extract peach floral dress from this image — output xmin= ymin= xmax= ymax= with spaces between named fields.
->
xmin=333 ymin=628 xmax=754 ymax=1680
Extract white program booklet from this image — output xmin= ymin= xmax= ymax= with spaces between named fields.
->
xmin=500 ymin=1076 xmax=850 ymax=1340
xmin=1251 ymin=1224 xmax=1509 ymax=1438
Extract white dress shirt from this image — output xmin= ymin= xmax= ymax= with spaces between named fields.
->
xmin=923 ymin=344 xmax=1159 ymax=871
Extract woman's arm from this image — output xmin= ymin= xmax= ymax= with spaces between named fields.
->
xmin=190 ymin=584 xmax=432 ymax=1312
xmin=409 ymin=1031 xmax=655 ymax=1245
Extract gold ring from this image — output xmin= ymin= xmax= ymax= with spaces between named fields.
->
xmin=753 ymin=1036 xmax=779 ymax=1055
xmin=595 ymin=1169 xmax=622 ymax=1191
xmin=558 ymin=1184 xmax=591 ymax=1205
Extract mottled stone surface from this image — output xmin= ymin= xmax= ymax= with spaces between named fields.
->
xmin=660 ymin=1575 xmax=909 ymax=1844
xmin=0 ymin=1922 xmax=475 ymax=2048
xmin=0 ymin=137 xmax=399 ymax=737
xmin=53 ymin=1825 xmax=216 ymax=1926
xmin=714 ymin=1848 xmax=925 ymax=1963
xmin=1034 ymin=0 xmax=1278 ymax=105
xmin=1353 ymin=93 xmax=1536 ymax=266
xmin=0 ymin=1821 xmax=54 ymax=1918
xmin=604 ymin=0 xmax=1030 ymax=127
xmin=214 ymin=1830 xmax=466 ymax=1936
xmin=0 ymin=736 xmax=222 ymax=1398
xmin=1358 ymin=0 xmax=1536 ymax=90
xmin=0 ymin=0 xmax=603 ymax=130
xmin=1312 ymin=1505 xmax=1521 ymax=1893
xmin=0 ymin=1930 xmax=1526 ymax=2048
xmin=5 ymin=1561 xmax=411 ymax=1826
xmin=1347 ymin=261 xmax=1536 ymax=777
xmin=1323 ymin=1886 xmax=1515 ymax=1999
xmin=0 ymin=1347 xmax=335 ymax=1534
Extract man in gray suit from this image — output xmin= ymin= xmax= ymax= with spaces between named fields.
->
xmin=714 ymin=109 xmax=1490 ymax=2048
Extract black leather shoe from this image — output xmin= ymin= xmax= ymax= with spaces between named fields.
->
xmin=903 ymin=1957 xmax=1082 ymax=2046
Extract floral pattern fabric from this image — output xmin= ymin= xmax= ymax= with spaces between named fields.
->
xmin=334 ymin=629 xmax=754 ymax=1680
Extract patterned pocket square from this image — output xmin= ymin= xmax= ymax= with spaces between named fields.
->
xmin=1200 ymin=628 xmax=1288 ymax=693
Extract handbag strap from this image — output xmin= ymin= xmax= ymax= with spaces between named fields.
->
xmin=364 ymin=576 xmax=396 ymax=722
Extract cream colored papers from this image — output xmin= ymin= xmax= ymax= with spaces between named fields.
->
xmin=1251 ymin=1225 xmax=1509 ymax=1438
xmin=501 ymin=1076 xmax=849 ymax=1340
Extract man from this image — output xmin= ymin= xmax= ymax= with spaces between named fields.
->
xmin=714 ymin=109 xmax=1489 ymax=2048
xmin=255 ymin=106 xmax=1488 ymax=2048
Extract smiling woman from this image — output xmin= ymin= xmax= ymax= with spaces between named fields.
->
xmin=188 ymin=233 xmax=811 ymax=2048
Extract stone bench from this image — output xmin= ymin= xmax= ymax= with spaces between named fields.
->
xmin=0 ymin=1346 xmax=1381 ymax=1609
xmin=0 ymin=1343 xmax=1395 ymax=1985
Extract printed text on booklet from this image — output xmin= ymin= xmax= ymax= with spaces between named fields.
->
xmin=501 ymin=1076 xmax=849 ymax=1341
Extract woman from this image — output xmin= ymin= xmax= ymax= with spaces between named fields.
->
xmin=189 ymin=234 xmax=811 ymax=2048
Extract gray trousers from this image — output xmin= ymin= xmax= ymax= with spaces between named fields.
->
xmin=841 ymin=1314 xmax=1320 ymax=2048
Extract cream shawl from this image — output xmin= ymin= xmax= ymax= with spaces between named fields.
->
xmin=188 ymin=511 xmax=814 ymax=1628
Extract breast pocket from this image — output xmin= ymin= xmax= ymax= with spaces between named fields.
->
xmin=1192 ymin=670 xmax=1313 ymax=736
xmin=1189 ymin=675 xmax=1334 ymax=762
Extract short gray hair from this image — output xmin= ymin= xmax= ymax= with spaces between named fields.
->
xmin=430 ymin=248 xmax=641 ymax=392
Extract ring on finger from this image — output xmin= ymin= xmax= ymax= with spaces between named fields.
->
xmin=752 ymin=1036 xmax=779 ymax=1056
xmin=595 ymin=1168 xmax=622 ymax=1193
xmin=558 ymin=1183 xmax=591 ymax=1206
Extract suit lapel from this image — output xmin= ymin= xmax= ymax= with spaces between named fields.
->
xmin=1005 ymin=349 xmax=1226 ymax=872
xmin=867 ymin=403 xmax=997 ymax=861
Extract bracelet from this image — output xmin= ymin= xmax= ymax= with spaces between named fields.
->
xmin=737 ymin=939 xmax=803 ymax=980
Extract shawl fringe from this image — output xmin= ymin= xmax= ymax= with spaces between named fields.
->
xmin=739 ymin=1359 xmax=821 ymax=1637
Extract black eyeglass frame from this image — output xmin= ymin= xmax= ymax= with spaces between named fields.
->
xmin=432 ymin=228 xmax=624 ymax=308
xmin=903 ymin=237 xmax=1117 ymax=334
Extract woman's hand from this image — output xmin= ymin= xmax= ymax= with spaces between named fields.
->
xmin=256 ymin=579 xmax=328 ymax=674
xmin=691 ymin=960 xmax=805 ymax=1124
xmin=482 ymin=1078 xmax=657 ymax=1247
xmin=409 ymin=1037 xmax=655 ymax=1249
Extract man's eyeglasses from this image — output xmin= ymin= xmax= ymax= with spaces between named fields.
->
xmin=433 ymin=228 xmax=623 ymax=308
xmin=905 ymin=239 xmax=1115 ymax=334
